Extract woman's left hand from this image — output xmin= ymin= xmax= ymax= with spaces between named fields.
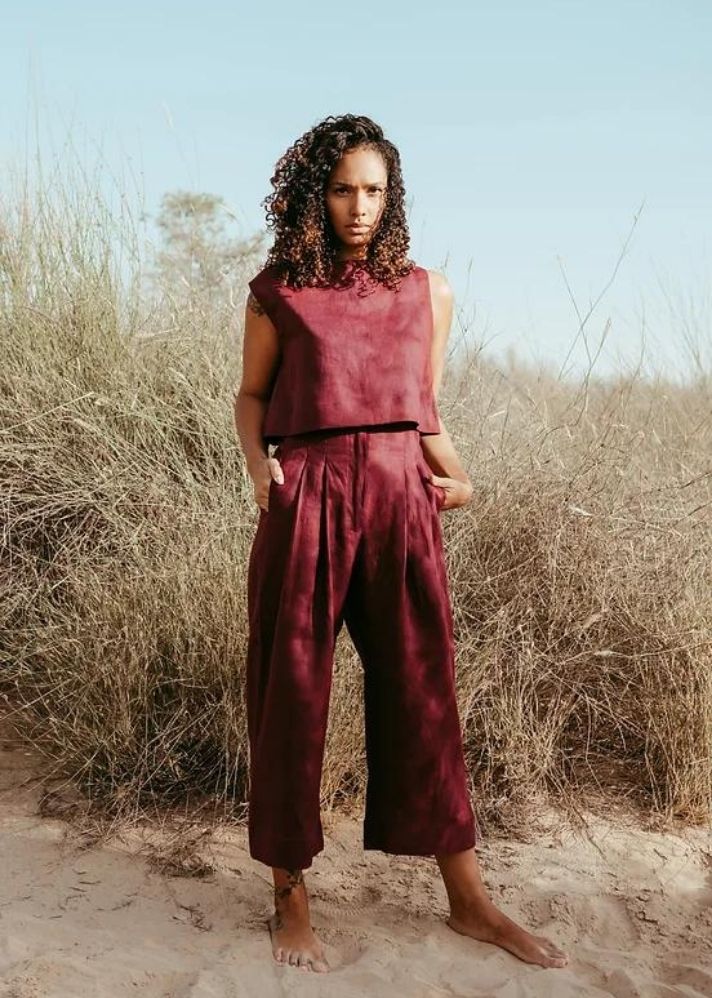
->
xmin=431 ymin=474 xmax=473 ymax=511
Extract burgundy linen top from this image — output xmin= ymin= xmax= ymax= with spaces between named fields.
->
xmin=247 ymin=258 xmax=441 ymax=445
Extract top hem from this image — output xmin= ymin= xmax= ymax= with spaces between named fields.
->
xmin=263 ymin=418 xmax=440 ymax=445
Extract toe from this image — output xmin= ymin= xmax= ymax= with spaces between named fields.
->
xmin=543 ymin=946 xmax=568 ymax=967
xmin=543 ymin=938 xmax=568 ymax=961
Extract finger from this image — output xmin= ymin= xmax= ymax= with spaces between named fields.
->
xmin=271 ymin=458 xmax=284 ymax=484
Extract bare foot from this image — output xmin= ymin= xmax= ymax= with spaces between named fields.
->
xmin=267 ymin=868 xmax=330 ymax=973
xmin=436 ymin=846 xmax=568 ymax=969
xmin=446 ymin=900 xmax=568 ymax=969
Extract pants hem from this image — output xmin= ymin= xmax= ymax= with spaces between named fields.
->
xmin=363 ymin=831 xmax=478 ymax=857
xmin=248 ymin=841 xmax=323 ymax=870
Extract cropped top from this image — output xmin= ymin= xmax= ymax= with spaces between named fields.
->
xmin=247 ymin=257 xmax=441 ymax=445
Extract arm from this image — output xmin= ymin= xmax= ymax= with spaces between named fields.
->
xmin=420 ymin=270 xmax=473 ymax=508
xmin=233 ymin=291 xmax=284 ymax=511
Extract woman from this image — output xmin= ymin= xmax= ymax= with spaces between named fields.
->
xmin=234 ymin=114 xmax=568 ymax=974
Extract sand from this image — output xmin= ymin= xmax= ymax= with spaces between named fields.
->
xmin=1 ymin=724 xmax=711 ymax=998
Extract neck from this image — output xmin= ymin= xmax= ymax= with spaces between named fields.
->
xmin=335 ymin=254 xmax=368 ymax=264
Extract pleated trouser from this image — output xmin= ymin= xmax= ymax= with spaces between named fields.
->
xmin=244 ymin=424 xmax=481 ymax=869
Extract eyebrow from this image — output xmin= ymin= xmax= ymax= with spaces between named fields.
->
xmin=330 ymin=181 xmax=386 ymax=188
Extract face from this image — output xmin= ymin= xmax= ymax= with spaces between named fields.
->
xmin=324 ymin=146 xmax=388 ymax=259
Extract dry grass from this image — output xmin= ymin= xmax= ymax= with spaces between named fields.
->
xmin=1 ymin=157 xmax=710 ymax=851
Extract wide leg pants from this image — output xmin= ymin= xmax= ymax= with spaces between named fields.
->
xmin=244 ymin=424 xmax=481 ymax=870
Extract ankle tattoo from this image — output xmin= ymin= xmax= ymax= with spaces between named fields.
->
xmin=274 ymin=868 xmax=304 ymax=903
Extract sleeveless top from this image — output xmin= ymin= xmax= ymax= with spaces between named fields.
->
xmin=247 ymin=258 xmax=441 ymax=445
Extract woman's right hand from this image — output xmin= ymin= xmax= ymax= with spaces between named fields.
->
xmin=251 ymin=454 xmax=284 ymax=512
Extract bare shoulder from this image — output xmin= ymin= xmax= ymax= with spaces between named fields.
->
xmin=423 ymin=268 xmax=454 ymax=330
xmin=424 ymin=267 xmax=454 ymax=306
xmin=246 ymin=264 xmax=278 ymax=327
xmin=246 ymin=290 xmax=267 ymax=317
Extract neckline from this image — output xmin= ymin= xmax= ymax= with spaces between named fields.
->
xmin=334 ymin=256 xmax=369 ymax=269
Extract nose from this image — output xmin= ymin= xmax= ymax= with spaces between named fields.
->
xmin=351 ymin=193 xmax=370 ymax=219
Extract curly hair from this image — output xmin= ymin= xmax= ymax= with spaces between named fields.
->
xmin=258 ymin=114 xmax=414 ymax=291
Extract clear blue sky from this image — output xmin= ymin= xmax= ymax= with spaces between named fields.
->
xmin=2 ymin=1 xmax=710 ymax=380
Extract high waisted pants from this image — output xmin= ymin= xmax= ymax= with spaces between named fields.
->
xmin=244 ymin=424 xmax=481 ymax=870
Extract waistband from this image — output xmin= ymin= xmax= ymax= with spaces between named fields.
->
xmin=275 ymin=422 xmax=422 ymax=457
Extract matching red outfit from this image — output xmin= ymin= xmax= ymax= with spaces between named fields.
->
xmin=244 ymin=258 xmax=481 ymax=869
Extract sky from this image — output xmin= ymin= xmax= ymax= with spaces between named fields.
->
xmin=2 ymin=0 xmax=711 ymax=381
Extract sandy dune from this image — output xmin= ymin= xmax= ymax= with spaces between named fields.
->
xmin=1 ymin=725 xmax=711 ymax=997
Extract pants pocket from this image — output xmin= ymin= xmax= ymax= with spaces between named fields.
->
xmin=433 ymin=482 xmax=447 ymax=509
xmin=266 ymin=445 xmax=308 ymax=514
xmin=417 ymin=459 xmax=446 ymax=511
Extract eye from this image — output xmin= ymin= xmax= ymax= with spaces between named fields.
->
xmin=331 ymin=186 xmax=384 ymax=195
